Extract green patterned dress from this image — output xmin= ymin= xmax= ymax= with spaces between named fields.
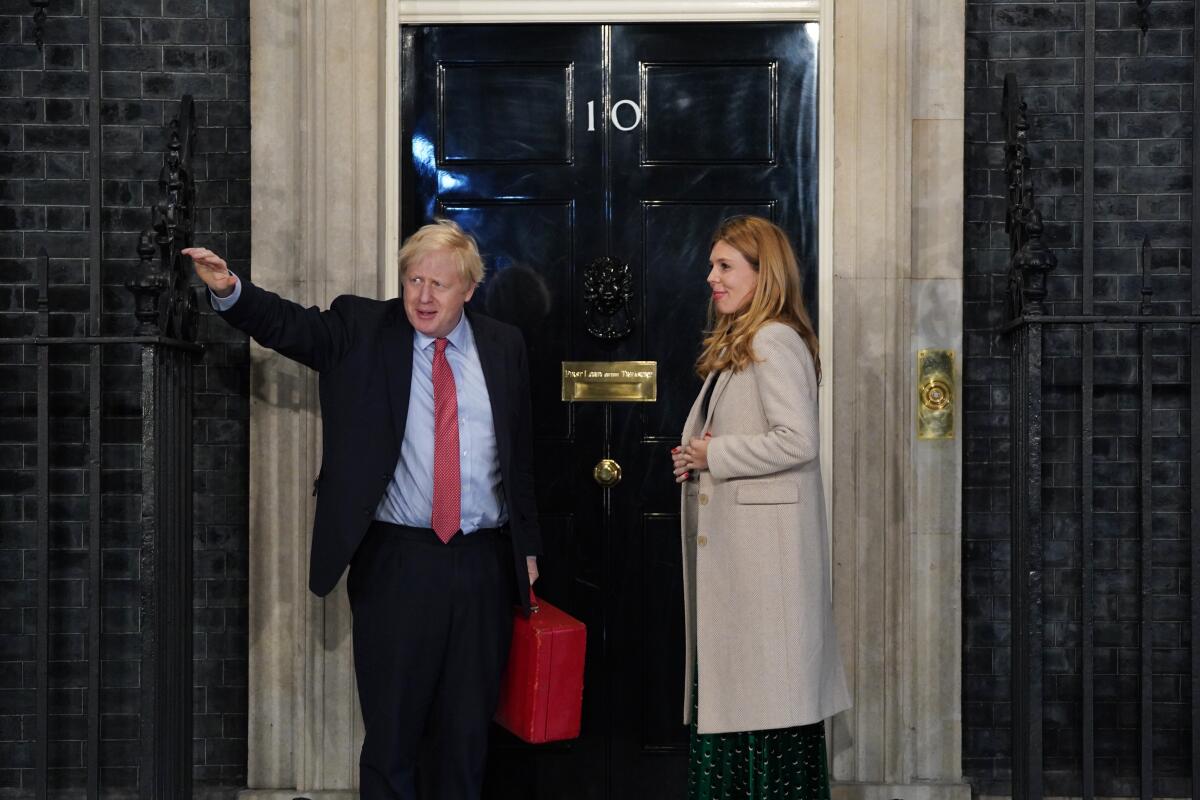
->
xmin=687 ymin=670 xmax=831 ymax=800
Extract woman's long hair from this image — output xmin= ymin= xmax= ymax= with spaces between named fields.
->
xmin=695 ymin=215 xmax=821 ymax=382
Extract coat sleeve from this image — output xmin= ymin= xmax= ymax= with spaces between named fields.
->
xmin=705 ymin=324 xmax=819 ymax=480
xmin=510 ymin=333 xmax=543 ymax=556
xmin=213 ymin=277 xmax=355 ymax=373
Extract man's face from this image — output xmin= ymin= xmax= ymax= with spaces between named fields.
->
xmin=402 ymin=249 xmax=476 ymax=338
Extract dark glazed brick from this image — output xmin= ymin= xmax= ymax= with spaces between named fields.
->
xmin=101 ymin=72 xmax=142 ymax=100
xmin=1008 ymin=32 xmax=1055 ymax=58
xmin=966 ymin=1 xmax=1199 ymax=794
xmin=99 ymin=18 xmax=139 ymax=45
xmin=0 ymin=99 xmax=41 ymax=123
xmin=163 ymin=0 xmax=208 ymax=16
xmin=0 ymin=153 xmax=45 ymax=179
xmin=993 ymin=5 xmax=1076 ymax=31
xmin=43 ymin=99 xmax=84 ymax=124
xmin=0 ymin=44 xmax=41 ymax=70
xmin=207 ymin=101 xmax=248 ymax=127
xmin=1119 ymin=112 xmax=1191 ymax=139
xmin=21 ymin=71 xmax=88 ymax=98
xmin=1118 ymin=166 xmax=1191 ymax=194
xmin=102 ymin=0 xmax=165 ymax=14
xmin=1120 ymin=57 xmax=1193 ymax=85
xmin=162 ymin=46 xmax=207 ymax=72
xmin=99 ymin=99 xmax=162 ymax=125
xmin=23 ymin=126 xmax=89 ymax=151
xmin=1140 ymin=85 xmax=1182 ymax=112
xmin=24 ymin=179 xmax=86 ymax=204
xmin=140 ymin=18 xmax=224 ymax=45
xmin=207 ymin=46 xmax=248 ymax=74
xmin=1140 ymin=140 xmax=1182 ymax=166
xmin=99 ymin=45 xmax=163 ymax=72
xmin=1 ymin=0 xmax=251 ymax=793
xmin=142 ymin=73 xmax=225 ymax=100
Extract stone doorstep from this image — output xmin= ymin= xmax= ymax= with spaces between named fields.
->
xmin=977 ymin=797 xmax=1194 ymax=800
xmin=832 ymin=781 xmax=973 ymax=800
xmin=240 ymin=784 xmax=974 ymax=800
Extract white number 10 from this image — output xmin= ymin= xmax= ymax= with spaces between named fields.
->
xmin=587 ymin=100 xmax=642 ymax=132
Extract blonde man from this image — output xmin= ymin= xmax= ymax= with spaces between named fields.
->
xmin=185 ymin=219 xmax=541 ymax=800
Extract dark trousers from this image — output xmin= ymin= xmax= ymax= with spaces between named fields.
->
xmin=348 ymin=521 xmax=515 ymax=800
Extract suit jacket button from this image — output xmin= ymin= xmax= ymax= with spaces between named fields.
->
xmin=697 ymin=535 xmax=708 ymax=547
xmin=699 ymin=493 xmax=709 ymax=506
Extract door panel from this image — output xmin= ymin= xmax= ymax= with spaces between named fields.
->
xmin=402 ymin=22 xmax=818 ymax=799
xmin=439 ymin=63 xmax=575 ymax=164
xmin=642 ymin=63 xmax=778 ymax=164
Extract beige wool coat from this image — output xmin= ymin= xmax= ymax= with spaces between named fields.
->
xmin=680 ymin=321 xmax=851 ymax=735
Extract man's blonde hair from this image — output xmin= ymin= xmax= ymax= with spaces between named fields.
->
xmin=397 ymin=219 xmax=485 ymax=286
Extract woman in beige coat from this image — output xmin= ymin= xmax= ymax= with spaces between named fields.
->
xmin=671 ymin=216 xmax=850 ymax=799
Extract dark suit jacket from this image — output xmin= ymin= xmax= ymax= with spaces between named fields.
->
xmin=215 ymin=279 xmax=542 ymax=608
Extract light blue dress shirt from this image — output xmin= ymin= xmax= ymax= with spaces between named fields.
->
xmin=210 ymin=278 xmax=242 ymax=310
xmin=376 ymin=313 xmax=506 ymax=532
xmin=211 ymin=281 xmax=507 ymax=534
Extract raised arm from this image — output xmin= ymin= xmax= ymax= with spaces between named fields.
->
xmin=185 ymin=246 xmax=353 ymax=372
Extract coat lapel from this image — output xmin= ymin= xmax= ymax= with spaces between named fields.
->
xmin=701 ymin=370 xmax=734 ymax=433
xmin=382 ymin=304 xmax=414 ymax=446
xmin=682 ymin=372 xmax=715 ymax=442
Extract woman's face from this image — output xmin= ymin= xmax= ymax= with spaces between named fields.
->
xmin=707 ymin=240 xmax=759 ymax=315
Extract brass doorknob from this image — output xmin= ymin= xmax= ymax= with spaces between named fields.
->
xmin=593 ymin=458 xmax=622 ymax=487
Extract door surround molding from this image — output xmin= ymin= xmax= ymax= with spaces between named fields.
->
xmin=244 ymin=2 xmax=970 ymax=798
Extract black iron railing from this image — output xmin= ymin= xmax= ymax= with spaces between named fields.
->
xmin=0 ymin=92 xmax=202 ymax=797
xmin=1001 ymin=3 xmax=1200 ymax=791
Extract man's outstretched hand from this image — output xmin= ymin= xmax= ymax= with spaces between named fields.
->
xmin=182 ymin=247 xmax=237 ymax=298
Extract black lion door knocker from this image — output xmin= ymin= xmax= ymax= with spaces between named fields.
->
xmin=582 ymin=256 xmax=635 ymax=341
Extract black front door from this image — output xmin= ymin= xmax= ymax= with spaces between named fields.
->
xmin=401 ymin=23 xmax=819 ymax=799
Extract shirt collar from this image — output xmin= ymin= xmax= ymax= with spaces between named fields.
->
xmin=413 ymin=310 xmax=472 ymax=354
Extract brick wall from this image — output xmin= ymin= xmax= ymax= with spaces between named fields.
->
xmin=0 ymin=0 xmax=249 ymax=795
xmin=966 ymin=1 xmax=1194 ymax=795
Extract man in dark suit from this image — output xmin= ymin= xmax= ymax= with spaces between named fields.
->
xmin=183 ymin=219 xmax=541 ymax=800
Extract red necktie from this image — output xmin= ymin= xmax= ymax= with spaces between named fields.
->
xmin=431 ymin=338 xmax=461 ymax=543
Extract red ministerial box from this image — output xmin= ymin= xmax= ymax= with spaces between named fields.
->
xmin=494 ymin=594 xmax=586 ymax=744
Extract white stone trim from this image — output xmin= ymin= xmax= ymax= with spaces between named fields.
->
xmin=397 ymin=0 xmax=820 ymax=23
xmin=381 ymin=0 xmax=402 ymax=301
xmin=817 ymin=2 xmax=834 ymax=542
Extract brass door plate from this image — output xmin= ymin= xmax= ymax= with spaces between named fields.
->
xmin=562 ymin=361 xmax=657 ymax=402
xmin=917 ymin=349 xmax=954 ymax=440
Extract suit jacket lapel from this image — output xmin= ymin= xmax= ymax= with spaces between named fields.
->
xmin=382 ymin=304 xmax=414 ymax=446
xmin=470 ymin=313 xmax=512 ymax=475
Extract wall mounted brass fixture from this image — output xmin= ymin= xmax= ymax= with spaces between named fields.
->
xmin=917 ymin=349 xmax=955 ymax=440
